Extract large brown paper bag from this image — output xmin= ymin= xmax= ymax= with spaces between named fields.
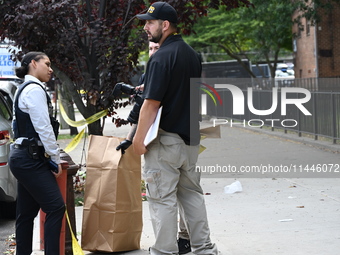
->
xmin=81 ymin=135 xmax=142 ymax=252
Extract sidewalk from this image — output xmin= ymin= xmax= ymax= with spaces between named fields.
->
xmin=32 ymin=107 xmax=340 ymax=254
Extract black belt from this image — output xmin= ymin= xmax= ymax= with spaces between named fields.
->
xmin=17 ymin=138 xmax=42 ymax=146
xmin=12 ymin=141 xmax=45 ymax=159
xmin=12 ymin=144 xmax=27 ymax=150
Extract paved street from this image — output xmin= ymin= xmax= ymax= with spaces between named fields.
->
xmin=0 ymin=217 xmax=15 ymax=254
xmin=55 ymin=105 xmax=340 ymax=254
xmin=2 ymin=104 xmax=340 ymax=254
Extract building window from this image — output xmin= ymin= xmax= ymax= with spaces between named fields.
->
xmin=306 ymin=19 xmax=311 ymax=36
xmin=297 ymin=24 xmax=304 ymax=38
xmin=319 ymin=49 xmax=333 ymax=57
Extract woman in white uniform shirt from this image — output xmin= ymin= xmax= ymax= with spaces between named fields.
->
xmin=9 ymin=52 xmax=65 ymax=255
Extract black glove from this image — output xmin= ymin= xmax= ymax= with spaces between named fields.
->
xmin=116 ymin=140 xmax=132 ymax=154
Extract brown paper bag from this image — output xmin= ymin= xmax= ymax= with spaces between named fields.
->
xmin=81 ymin=135 xmax=142 ymax=252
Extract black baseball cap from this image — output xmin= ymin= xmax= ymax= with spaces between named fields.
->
xmin=137 ymin=2 xmax=178 ymax=23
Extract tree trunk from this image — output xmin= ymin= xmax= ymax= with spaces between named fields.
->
xmin=57 ymin=81 xmax=78 ymax=135
xmin=52 ymin=65 xmax=103 ymax=135
xmin=87 ymin=114 xmax=103 ymax=136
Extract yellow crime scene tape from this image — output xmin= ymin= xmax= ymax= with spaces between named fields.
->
xmin=65 ymin=208 xmax=84 ymax=255
xmin=199 ymin=135 xmax=207 ymax=154
xmin=58 ymin=100 xmax=216 ymax=154
xmin=58 ymin=101 xmax=107 ymax=153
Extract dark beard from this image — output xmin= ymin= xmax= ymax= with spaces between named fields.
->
xmin=150 ymin=27 xmax=163 ymax=43
xmin=150 ymin=33 xmax=162 ymax=43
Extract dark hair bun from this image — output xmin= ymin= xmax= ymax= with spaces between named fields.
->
xmin=15 ymin=66 xmax=29 ymax=79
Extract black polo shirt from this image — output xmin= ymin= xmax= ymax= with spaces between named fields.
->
xmin=143 ymin=34 xmax=202 ymax=145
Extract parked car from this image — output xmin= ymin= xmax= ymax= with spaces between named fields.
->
xmin=0 ymin=77 xmax=19 ymax=218
xmin=0 ymin=76 xmax=21 ymax=104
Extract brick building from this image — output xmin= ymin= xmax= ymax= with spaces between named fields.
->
xmin=293 ymin=3 xmax=340 ymax=79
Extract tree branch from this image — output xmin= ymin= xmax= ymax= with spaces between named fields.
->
xmin=52 ymin=64 xmax=87 ymax=117
xmin=219 ymin=43 xmax=257 ymax=78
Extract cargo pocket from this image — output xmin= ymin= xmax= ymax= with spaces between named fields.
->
xmin=159 ymin=135 xmax=182 ymax=168
xmin=143 ymin=169 xmax=162 ymax=199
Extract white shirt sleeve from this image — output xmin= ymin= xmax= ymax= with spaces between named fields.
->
xmin=19 ymin=76 xmax=60 ymax=164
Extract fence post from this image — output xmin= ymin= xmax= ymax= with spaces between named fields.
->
xmin=297 ymin=91 xmax=301 ymax=137
xmin=313 ymin=92 xmax=318 ymax=140
xmin=331 ymin=93 xmax=337 ymax=144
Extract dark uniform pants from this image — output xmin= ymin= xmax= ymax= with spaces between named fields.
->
xmin=9 ymin=145 xmax=65 ymax=255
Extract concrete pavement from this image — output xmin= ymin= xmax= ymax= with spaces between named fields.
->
xmin=32 ymin=105 xmax=340 ymax=255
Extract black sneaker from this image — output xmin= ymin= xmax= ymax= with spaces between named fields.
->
xmin=178 ymin=238 xmax=191 ymax=254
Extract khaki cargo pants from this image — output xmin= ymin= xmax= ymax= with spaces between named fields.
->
xmin=144 ymin=130 xmax=218 ymax=255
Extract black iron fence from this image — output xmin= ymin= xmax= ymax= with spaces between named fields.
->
xmin=203 ymin=78 xmax=340 ymax=144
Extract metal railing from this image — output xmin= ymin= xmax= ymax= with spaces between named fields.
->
xmin=204 ymin=78 xmax=340 ymax=144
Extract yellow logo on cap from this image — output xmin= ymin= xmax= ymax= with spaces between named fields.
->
xmin=148 ymin=6 xmax=155 ymax=13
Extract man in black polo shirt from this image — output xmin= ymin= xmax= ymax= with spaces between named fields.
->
xmin=134 ymin=2 xmax=218 ymax=255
